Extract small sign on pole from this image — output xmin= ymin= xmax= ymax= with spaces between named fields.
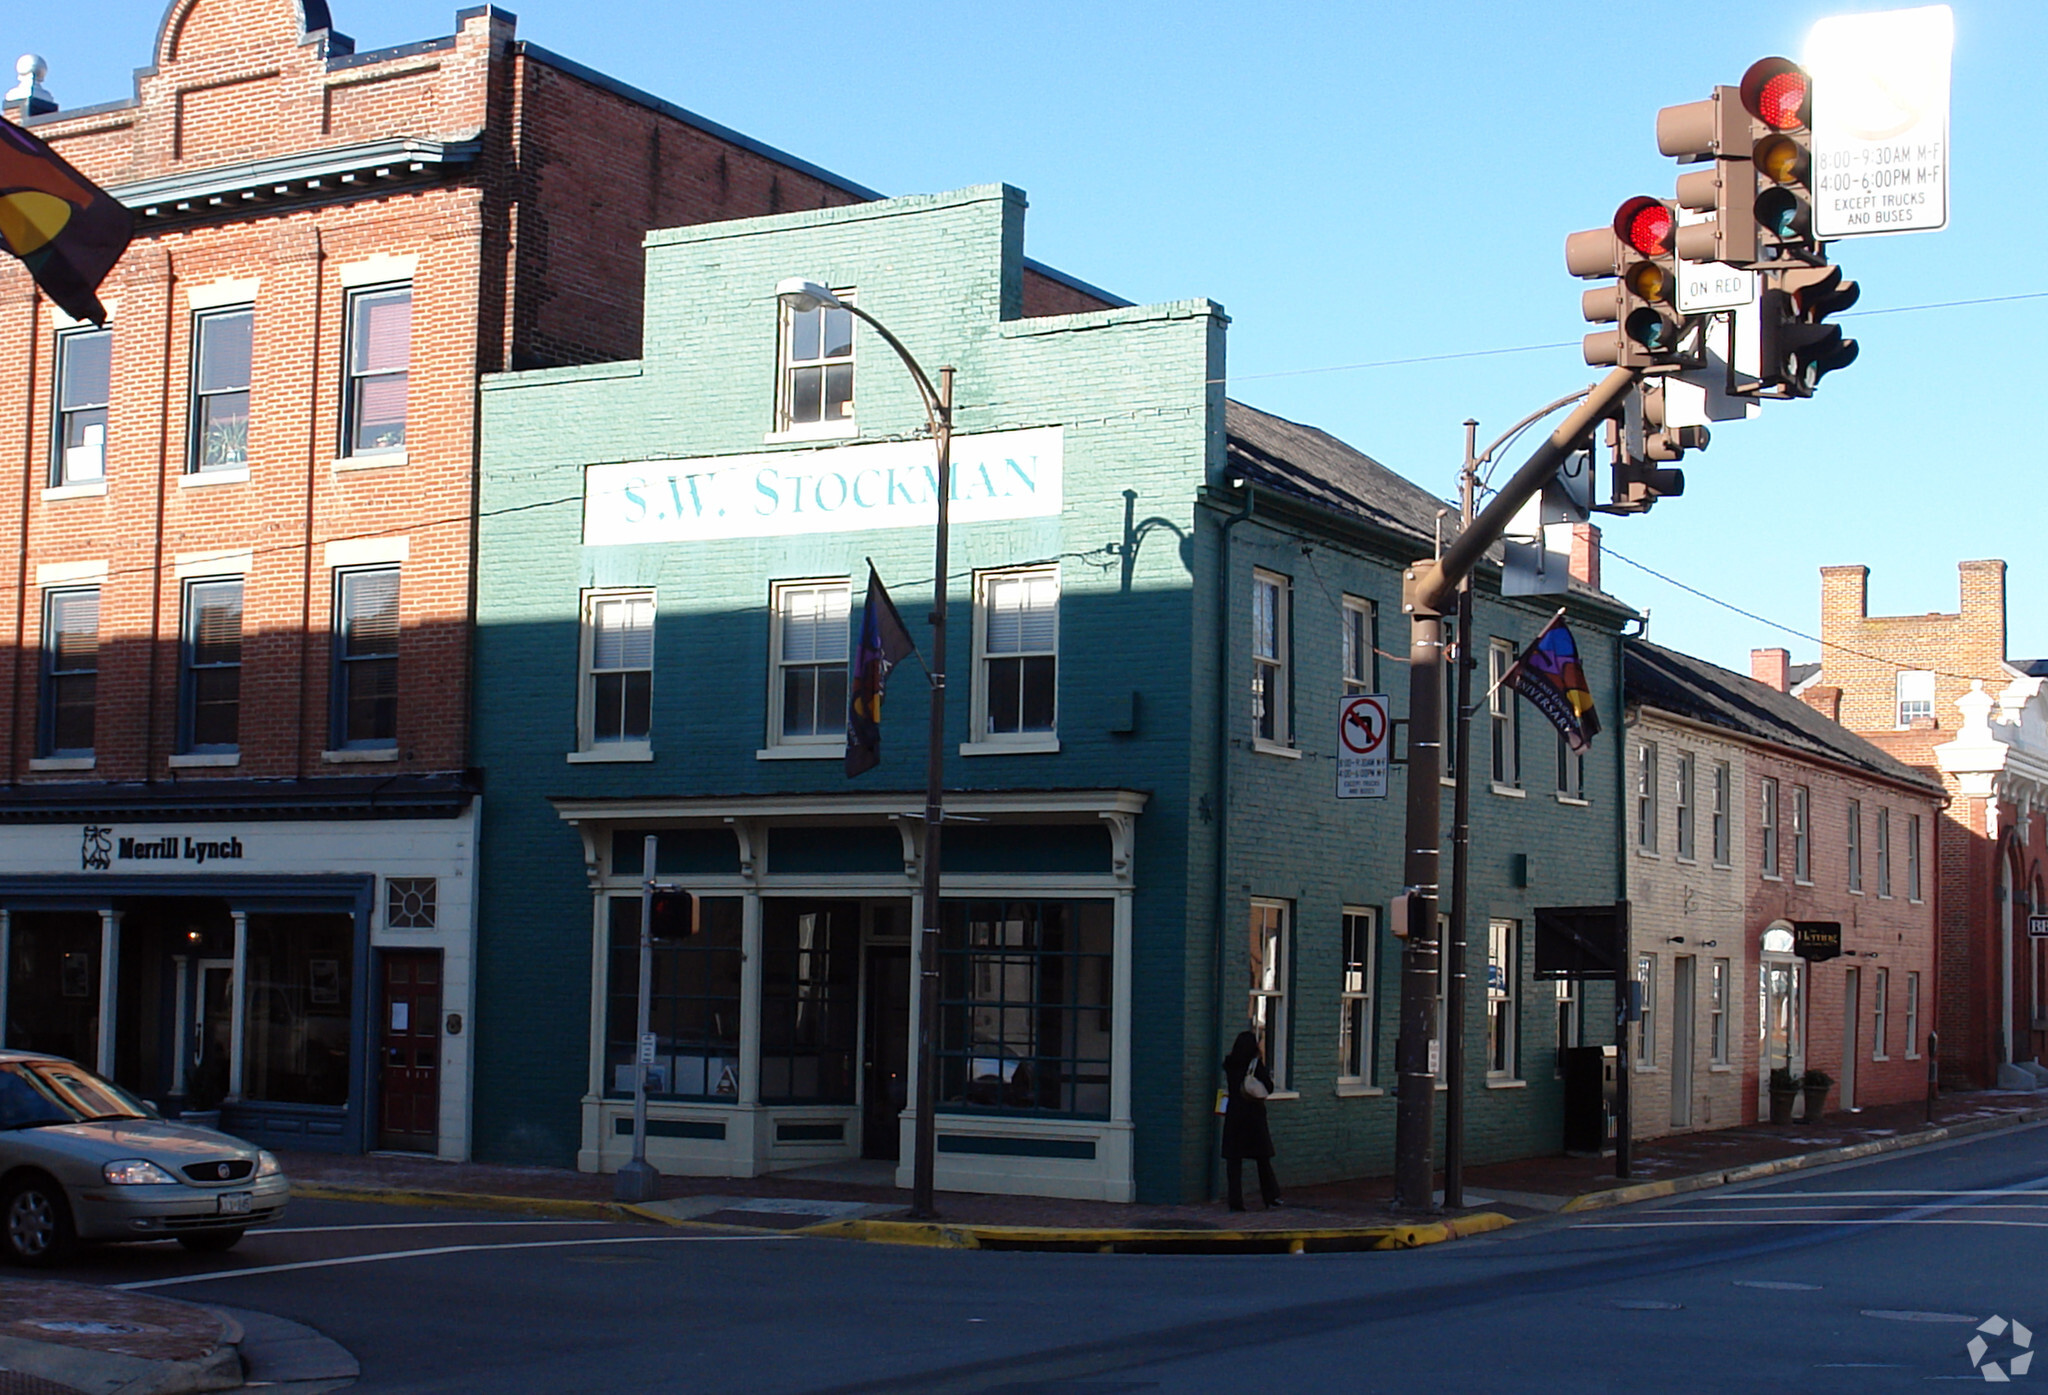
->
xmin=1336 ymin=694 xmax=1391 ymax=798
xmin=1805 ymin=5 xmax=1952 ymax=239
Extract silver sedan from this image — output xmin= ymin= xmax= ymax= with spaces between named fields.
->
xmin=0 ymin=1051 xmax=289 ymax=1267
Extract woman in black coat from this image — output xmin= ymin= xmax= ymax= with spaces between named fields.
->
xmin=1221 ymin=1030 xmax=1282 ymax=1211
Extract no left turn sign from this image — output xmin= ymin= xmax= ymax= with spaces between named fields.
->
xmin=1338 ymin=694 xmax=1390 ymax=799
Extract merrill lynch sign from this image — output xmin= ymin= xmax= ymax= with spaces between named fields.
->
xmin=582 ymin=428 xmax=1064 ymax=546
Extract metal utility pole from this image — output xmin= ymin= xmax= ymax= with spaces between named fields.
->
xmin=911 ymin=367 xmax=954 ymax=1221
xmin=1442 ymin=424 xmax=1478 ymax=1210
xmin=1393 ymin=367 xmax=1640 ymax=1212
xmin=615 ymin=833 xmax=661 ymax=1203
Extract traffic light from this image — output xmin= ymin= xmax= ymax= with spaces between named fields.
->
xmin=1567 ymin=196 xmax=1683 ymax=368
xmin=1601 ymin=381 xmax=1702 ymax=514
xmin=649 ymin=889 xmax=698 ymax=941
xmin=1659 ymin=85 xmax=1758 ymax=268
xmin=1740 ymin=57 xmax=1818 ymax=257
xmin=1758 ymin=263 xmax=1859 ymax=397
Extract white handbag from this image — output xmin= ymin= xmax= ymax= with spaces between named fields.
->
xmin=1240 ymin=1069 xmax=1270 ymax=1102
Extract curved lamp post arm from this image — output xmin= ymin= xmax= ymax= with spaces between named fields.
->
xmin=840 ymin=303 xmax=948 ymax=438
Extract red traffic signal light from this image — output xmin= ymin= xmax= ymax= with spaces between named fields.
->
xmin=649 ymin=889 xmax=698 ymax=940
xmin=1566 ymin=197 xmax=1685 ymax=368
xmin=1614 ymin=195 xmax=1675 ymax=258
xmin=1740 ymin=57 xmax=1818 ymax=252
xmin=1741 ymin=57 xmax=1809 ymax=132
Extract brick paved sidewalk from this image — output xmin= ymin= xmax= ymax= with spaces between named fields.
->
xmin=0 ymin=1278 xmax=240 ymax=1393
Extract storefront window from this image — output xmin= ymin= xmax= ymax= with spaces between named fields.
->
xmin=5 ymin=912 xmax=101 ymax=1064
xmin=759 ymin=901 xmax=858 ymax=1104
xmin=937 ymin=899 xmax=1112 ymax=1117
xmin=605 ymin=896 xmax=742 ymax=1100
xmin=243 ymin=913 xmax=354 ymax=1108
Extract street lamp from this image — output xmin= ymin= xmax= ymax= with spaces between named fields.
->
xmin=775 ymin=278 xmax=954 ymax=1220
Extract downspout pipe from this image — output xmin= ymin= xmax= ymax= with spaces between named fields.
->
xmin=1208 ymin=477 xmax=1255 ymax=1201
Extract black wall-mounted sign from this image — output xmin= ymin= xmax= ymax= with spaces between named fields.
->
xmin=1535 ymin=903 xmax=1629 ymax=981
xmin=1793 ymin=921 xmax=1843 ymax=962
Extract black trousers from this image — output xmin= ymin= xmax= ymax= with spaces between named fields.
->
xmin=1226 ymin=1156 xmax=1280 ymax=1210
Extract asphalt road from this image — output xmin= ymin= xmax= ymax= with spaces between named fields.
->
xmin=61 ymin=1119 xmax=2048 ymax=1394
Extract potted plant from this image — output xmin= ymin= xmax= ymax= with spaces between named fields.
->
xmin=1801 ymin=1068 xmax=1833 ymax=1122
xmin=1768 ymin=1066 xmax=1800 ymax=1125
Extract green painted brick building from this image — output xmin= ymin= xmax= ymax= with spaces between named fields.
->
xmin=469 ymin=183 xmax=1630 ymax=1203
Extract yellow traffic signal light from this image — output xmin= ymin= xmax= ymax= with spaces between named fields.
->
xmin=1741 ymin=57 xmax=1818 ymax=255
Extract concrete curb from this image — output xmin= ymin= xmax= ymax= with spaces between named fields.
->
xmin=290 ymin=1181 xmax=639 ymax=1224
xmin=796 ymin=1210 xmax=1516 ymax=1254
xmin=1558 ymin=1105 xmax=2048 ymax=1214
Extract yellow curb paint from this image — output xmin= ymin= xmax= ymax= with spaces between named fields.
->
xmin=797 ymin=1212 xmax=1518 ymax=1254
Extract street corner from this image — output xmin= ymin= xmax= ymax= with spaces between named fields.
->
xmin=795 ymin=1211 xmax=1518 ymax=1255
xmin=0 ymin=1276 xmax=242 ymax=1394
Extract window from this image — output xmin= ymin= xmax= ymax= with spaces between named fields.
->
xmin=53 ymin=327 xmax=110 ymax=485
xmin=1675 ymin=750 xmax=1696 ymax=860
xmin=243 ymin=913 xmax=352 ymax=1107
xmin=189 ymin=307 xmax=251 ymax=472
xmin=343 ymin=286 xmax=410 ymax=455
xmin=1710 ymin=957 xmax=1731 ymax=1064
xmin=1907 ymin=814 xmax=1923 ymax=900
xmin=1487 ymin=918 xmax=1518 ymax=1079
xmin=770 ymin=581 xmax=846 ymax=745
xmin=1873 ymin=967 xmax=1890 ymax=1060
xmin=385 ymin=877 xmax=437 ymax=930
xmin=604 ymin=895 xmax=742 ymax=1099
xmin=332 ymin=567 xmax=399 ymax=749
xmin=1896 ymin=669 xmax=1935 ymax=727
xmin=40 ymin=588 xmax=100 ymax=758
xmin=938 ymin=899 xmax=1112 ymax=1116
xmin=1876 ymin=809 xmax=1892 ymax=897
xmin=1633 ymin=953 xmax=1657 ymax=1066
xmin=1846 ymin=798 xmax=1863 ymax=892
xmin=1556 ymin=730 xmax=1586 ymax=800
xmin=1792 ymin=785 xmax=1811 ymax=882
xmin=179 ymin=578 xmax=242 ymax=753
xmin=1251 ymin=571 xmax=1290 ymax=747
xmin=1761 ymin=777 xmax=1781 ymax=877
xmin=1712 ymin=762 xmax=1732 ymax=865
xmin=1341 ymin=596 xmax=1376 ymax=694
xmin=1338 ymin=908 xmax=1376 ymax=1085
xmin=760 ymin=901 xmax=858 ymax=1104
xmin=1489 ymin=641 xmax=1520 ymax=789
xmin=1248 ymin=900 xmax=1289 ymax=1088
xmin=975 ymin=568 xmax=1057 ymax=740
xmin=778 ymin=291 xmax=854 ymax=431
xmin=1554 ymin=979 xmax=1580 ymax=1072
xmin=1905 ymin=971 xmax=1921 ymax=1058
xmin=581 ymin=591 xmax=654 ymax=750
xmin=1636 ymin=743 xmax=1659 ymax=852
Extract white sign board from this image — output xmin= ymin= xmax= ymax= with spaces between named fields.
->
xmin=1805 ymin=5 xmax=1952 ymax=238
xmin=583 ymin=427 xmax=1064 ymax=546
xmin=1675 ymin=212 xmax=1758 ymax=313
xmin=1336 ymin=694 xmax=1391 ymax=798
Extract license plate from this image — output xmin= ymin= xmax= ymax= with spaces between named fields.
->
xmin=217 ymin=1192 xmax=253 ymax=1215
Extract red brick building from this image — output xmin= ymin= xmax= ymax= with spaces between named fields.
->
xmin=0 ymin=0 xmax=1120 ymax=1157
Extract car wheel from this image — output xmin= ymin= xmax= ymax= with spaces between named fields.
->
xmin=3 ymin=1174 xmax=77 ymax=1268
xmin=176 ymin=1229 xmax=245 ymax=1254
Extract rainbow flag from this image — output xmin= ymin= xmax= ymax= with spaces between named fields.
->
xmin=1502 ymin=612 xmax=1601 ymax=752
xmin=0 ymin=119 xmax=130 ymax=325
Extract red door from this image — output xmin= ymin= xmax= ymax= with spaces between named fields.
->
xmin=379 ymin=951 xmax=441 ymax=1152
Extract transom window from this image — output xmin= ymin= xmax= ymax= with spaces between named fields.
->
xmin=1251 ymin=570 xmax=1291 ymax=747
xmin=53 ymin=327 xmax=110 ymax=485
xmin=779 ymin=292 xmax=854 ymax=431
xmin=771 ymin=580 xmax=848 ymax=744
xmin=975 ymin=568 xmax=1057 ymax=740
xmin=190 ymin=307 xmax=252 ymax=472
xmin=583 ymin=591 xmax=654 ymax=749
xmin=343 ymin=286 xmax=410 ymax=455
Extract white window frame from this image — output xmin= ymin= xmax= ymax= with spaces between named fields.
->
xmin=188 ymin=304 xmax=253 ymax=475
xmin=573 ymin=589 xmax=655 ymax=761
xmin=1249 ymin=899 xmax=1290 ymax=1091
xmin=774 ymin=287 xmax=856 ymax=439
xmin=1486 ymin=918 xmax=1520 ymax=1081
xmin=1636 ymin=743 xmax=1659 ymax=853
xmin=1793 ymin=785 xmax=1812 ymax=883
xmin=765 ymin=578 xmax=850 ymax=755
xmin=1907 ymin=813 xmax=1923 ymax=901
xmin=1341 ymin=595 xmax=1376 ymax=695
xmin=1675 ymin=749 xmax=1696 ymax=861
xmin=1896 ymin=669 xmax=1935 ymax=728
xmin=53 ymin=325 xmax=112 ymax=487
xmin=1761 ymin=776 xmax=1781 ymax=878
xmin=1905 ymin=971 xmax=1922 ymax=1058
xmin=341 ymin=283 xmax=411 ymax=458
xmin=1876 ymin=808 xmax=1892 ymax=898
xmin=1846 ymin=797 xmax=1863 ymax=893
xmin=1634 ymin=952 xmax=1657 ymax=1069
xmin=967 ymin=566 xmax=1059 ymax=753
xmin=1489 ymin=639 xmax=1521 ymax=792
xmin=1556 ymin=729 xmax=1586 ymax=802
xmin=1710 ymin=956 xmax=1731 ymax=1065
xmin=1337 ymin=906 xmax=1376 ymax=1089
xmin=1711 ymin=761 xmax=1732 ymax=866
xmin=1872 ymin=966 xmax=1890 ymax=1061
xmin=1554 ymin=978 xmax=1581 ymax=1076
xmin=1251 ymin=570 xmax=1292 ymax=751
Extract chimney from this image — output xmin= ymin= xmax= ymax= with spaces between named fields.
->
xmin=1568 ymin=523 xmax=1601 ymax=591
xmin=1751 ymin=648 xmax=1792 ymax=693
xmin=1800 ymin=685 xmax=1843 ymax=722
xmin=4 ymin=55 xmax=56 ymax=120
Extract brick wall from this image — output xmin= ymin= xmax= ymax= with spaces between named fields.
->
xmin=1819 ymin=560 xmax=2008 ymax=734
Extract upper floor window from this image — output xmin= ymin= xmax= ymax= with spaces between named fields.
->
xmin=40 ymin=587 xmax=99 ymax=758
xmin=53 ymin=327 xmax=111 ymax=486
xmin=343 ymin=286 xmax=410 ymax=456
xmin=189 ymin=307 xmax=252 ymax=473
xmin=975 ymin=568 xmax=1058 ymax=742
xmin=1251 ymin=570 xmax=1291 ymax=748
xmin=1907 ymin=813 xmax=1923 ymax=900
xmin=333 ymin=567 xmax=399 ymax=749
xmin=1846 ymin=798 xmax=1863 ymax=891
xmin=583 ymin=591 xmax=655 ymax=751
xmin=1760 ymin=776 xmax=1781 ymax=877
xmin=1556 ymin=730 xmax=1585 ymax=801
xmin=1712 ymin=761 xmax=1732 ymax=865
xmin=1895 ymin=669 xmax=1935 ymax=727
xmin=1489 ymin=640 xmax=1520 ymax=789
xmin=1341 ymin=596 xmax=1376 ymax=694
xmin=1793 ymin=785 xmax=1812 ymax=881
xmin=180 ymin=577 xmax=243 ymax=753
xmin=1876 ymin=807 xmax=1892 ymax=898
xmin=1675 ymin=750 xmax=1696 ymax=860
xmin=771 ymin=580 xmax=848 ymax=746
xmin=1636 ymin=742 xmax=1659 ymax=852
xmin=779 ymin=291 xmax=854 ymax=433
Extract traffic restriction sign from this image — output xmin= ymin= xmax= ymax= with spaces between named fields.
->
xmin=1337 ymin=694 xmax=1390 ymax=799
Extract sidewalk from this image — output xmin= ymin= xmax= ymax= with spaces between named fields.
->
xmin=0 ymin=1278 xmax=241 ymax=1394
xmin=280 ymin=1088 xmax=2048 ymax=1252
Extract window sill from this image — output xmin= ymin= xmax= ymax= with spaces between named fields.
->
xmin=334 ymin=451 xmax=408 ymax=472
xmin=1848 ymin=889 xmax=1865 ymax=897
xmin=1636 ymin=850 xmax=1661 ymax=860
xmin=1555 ymin=794 xmax=1590 ymax=807
xmin=756 ymin=745 xmax=840 ymax=760
xmin=764 ymin=422 xmax=857 ymax=445
xmin=1708 ymin=1062 xmax=1734 ymax=1073
xmin=1906 ymin=1052 xmax=1921 ymax=1061
xmin=1334 ymin=1082 xmax=1384 ymax=1098
xmin=1712 ymin=861 xmax=1732 ymax=870
xmin=42 ymin=481 xmax=107 ymax=501
xmin=1761 ymin=872 xmax=1783 ymax=882
xmin=28 ymin=756 xmax=94 ymax=772
xmin=1794 ymin=878 xmax=1814 ymax=887
xmin=1252 ymin=741 xmax=1302 ymax=760
xmin=568 ymin=746 xmax=653 ymax=764
xmin=1633 ymin=1064 xmax=1660 ymax=1074
xmin=169 ymin=752 xmax=239 ymax=768
xmin=1485 ymin=1077 xmax=1527 ymax=1090
xmin=960 ymin=737 xmax=1061 ymax=757
xmin=178 ymin=466 xmax=250 ymax=488
xmin=1262 ymin=1090 xmax=1300 ymax=1102
xmin=1490 ymin=784 xmax=1526 ymax=799
xmin=1872 ymin=1054 xmax=1890 ymax=1063
xmin=323 ymin=747 xmax=398 ymax=763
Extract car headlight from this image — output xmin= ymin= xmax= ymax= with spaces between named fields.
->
xmin=103 ymin=1159 xmax=179 ymax=1186
xmin=256 ymin=1149 xmax=282 ymax=1179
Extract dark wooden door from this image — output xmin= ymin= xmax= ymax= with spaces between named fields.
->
xmin=861 ymin=946 xmax=910 ymax=1160
xmin=379 ymin=951 xmax=440 ymax=1152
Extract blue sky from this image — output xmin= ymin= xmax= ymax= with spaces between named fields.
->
xmin=23 ymin=0 xmax=2047 ymax=674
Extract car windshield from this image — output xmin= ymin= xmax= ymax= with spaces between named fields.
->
xmin=0 ymin=1061 xmax=149 ymax=1129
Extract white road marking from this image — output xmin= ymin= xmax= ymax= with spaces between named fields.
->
xmin=1693 ymin=1190 xmax=2048 ymax=1199
xmin=115 ymin=1232 xmax=790 ymax=1290
xmin=259 ymin=1220 xmax=609 ymax=1235
xmin=1579 ymin=1218 xmax=2048 ymax=1230
xmin=1667 ymin=1202 xmax=2048 ymax=1213
xmin=1732 ymin=1280 xmax=1822 ymax=1290
xmin=1862 ymin=1310 xmax=1980 ymax=1323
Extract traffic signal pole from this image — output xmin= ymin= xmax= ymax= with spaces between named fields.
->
xmin=1392 ymin=366 xmax=1640 ymax=1212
